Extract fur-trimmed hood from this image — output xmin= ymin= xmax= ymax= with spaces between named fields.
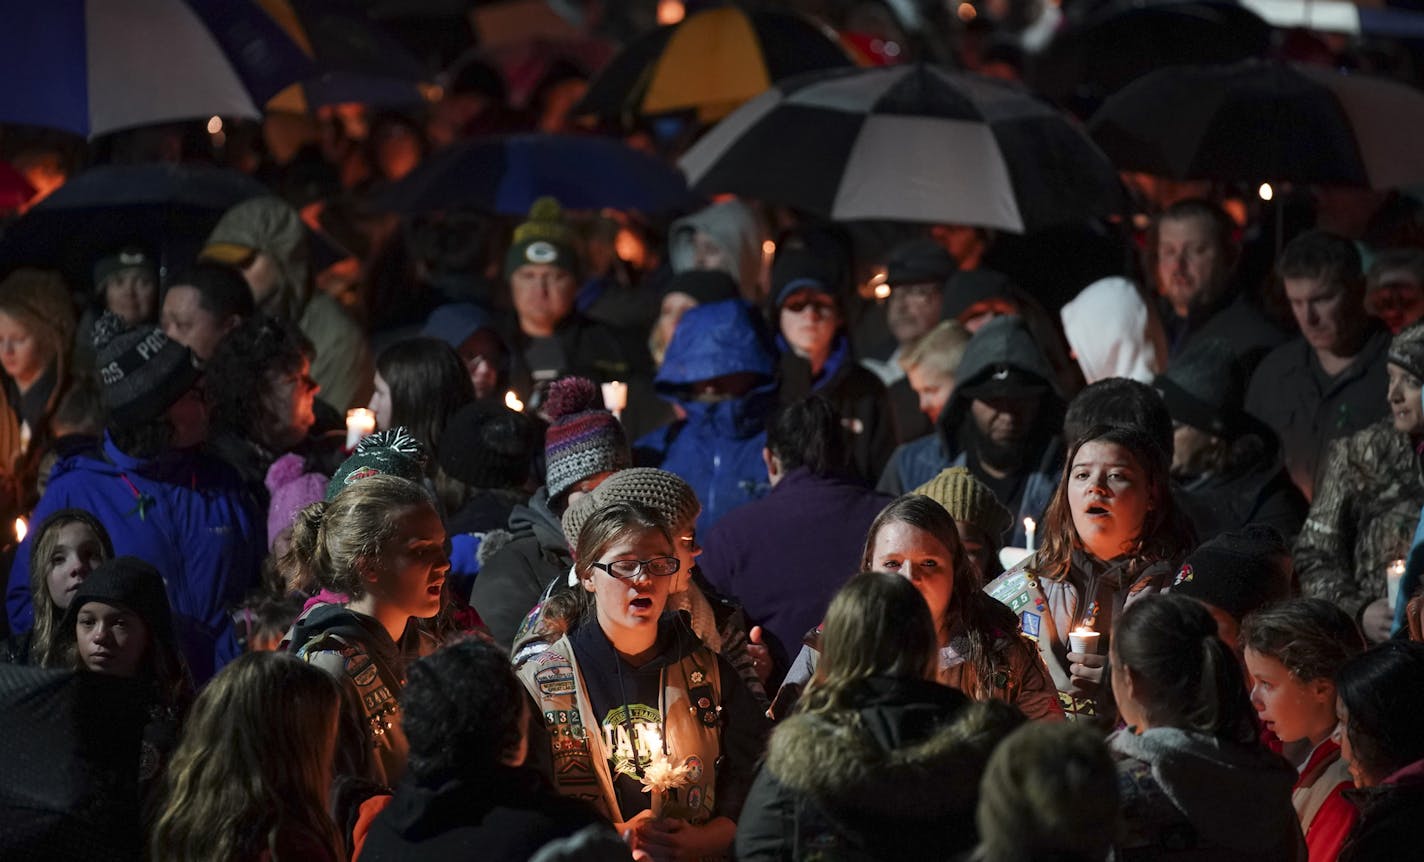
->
xmin=766 ymin=678 xmax=979 ymax=826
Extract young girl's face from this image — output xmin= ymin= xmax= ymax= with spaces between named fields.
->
xmin=1245 ymin=648 xmax=1337 ymax=746
xmin=365 ymin=503 xmax=449 ymax=620
xmin=585 ymin=527 xmax=676 ymax=635
xmin=870 ymin=520 xmax=956 ymax=631
xmin=1067 ymin=440 xmax=1154 ymax=561
xmin=76 ymin=601 xmax=150 ymax=678
xmin=45 ymin=522 xmax=106 ymax=611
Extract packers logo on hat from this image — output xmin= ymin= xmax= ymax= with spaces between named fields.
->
xmin=525 ymin=241 xmax=559 ymax=264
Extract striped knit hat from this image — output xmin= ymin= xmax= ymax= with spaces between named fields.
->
xmin=544 ymin=376 xmax=630 ymax=503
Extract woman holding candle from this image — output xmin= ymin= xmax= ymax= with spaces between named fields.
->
xmin=513 ymin=500 xmax=768 ymax=859
xmin=775 ymin=494 xmax=1062 ymax=721
xmin=985 ymin=424 xmax=1193 ymax=722
xmin=1109 ymin=594 xmax=1305 ymax=861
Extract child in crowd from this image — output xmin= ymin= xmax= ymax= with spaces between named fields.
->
xmin=4 ymin=508 xmax=111 ymax=665
xmin=149 ymin=652 xmax=344 ymax=861
xmin=986 ymin=425 xmax=1194 ymax=721
xmin=1242 ymin=598 xmax=1366 ymax=862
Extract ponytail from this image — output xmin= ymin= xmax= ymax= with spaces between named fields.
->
xmin=279 ymin=500 xmax=329 ymax=595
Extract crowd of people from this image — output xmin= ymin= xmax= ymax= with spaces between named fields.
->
xmin=4 ymin=12 xmax=1424 ymax=862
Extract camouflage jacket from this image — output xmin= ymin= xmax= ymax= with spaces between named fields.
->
xmin=1296 ymin=420 xmax=1424 ymax=618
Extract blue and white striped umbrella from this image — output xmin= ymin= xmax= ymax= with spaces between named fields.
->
xmin=0 ymin=0 xmax=313 ymax=137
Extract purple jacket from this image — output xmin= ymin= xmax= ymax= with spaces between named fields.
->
xmin=698 ymin=467 xmax=892 ymax=682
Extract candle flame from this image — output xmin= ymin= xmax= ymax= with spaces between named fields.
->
xmin=1023 ymin=517 xmax=1035 ymax=531
xmin=13 ymin=517 xmax=25 ymax=544
xmin=505 ymin=390 xmax=525 ymax=412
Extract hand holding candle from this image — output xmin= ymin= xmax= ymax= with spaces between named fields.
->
xmin=344 ymin=408 xmax=375 ymax=451
xmin=1069 ymin=625 xmax=1099 ymax=656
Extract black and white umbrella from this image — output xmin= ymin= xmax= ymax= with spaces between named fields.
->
xmin=678 ymin=63 xmax=1126 ymax=233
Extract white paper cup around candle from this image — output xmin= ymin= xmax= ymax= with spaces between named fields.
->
xmin=344 ymin=407 xmax=376 ymax=450
xmin=1069 ymin=627 xmax=1099 ymax=656
xmin=1388 ymin=559 xmax=1407 ymax=610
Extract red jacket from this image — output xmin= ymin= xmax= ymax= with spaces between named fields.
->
xmin=1293 ymin=739 xmax=1356 ymax=862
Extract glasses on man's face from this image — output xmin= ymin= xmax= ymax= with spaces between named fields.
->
xmin=589 ymin=556 xmax=681 ymax=580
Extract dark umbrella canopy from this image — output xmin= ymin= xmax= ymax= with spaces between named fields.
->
xmin=1088 ymin=59 xmax=1424 ymax=188
xmin=1031 ymin=0 xmax=1271 ymax=111
xmin=0 ymin=162 xmax=270 ymax=289
xmin=377 ymin=133 xmax=702 ymax=215
xmin=0 ymin=665 xmax=145 ymax=859
xmin=680 ymin=63 xmax=1125 ymax=233
xmin=573 ymin=6 xmax=854 ymax=124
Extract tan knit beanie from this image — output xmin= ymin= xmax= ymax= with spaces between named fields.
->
xmin=912 ymin=466 xmax=1013 ymax=540
xmin=561 ymin=467 xmax=701 ymax=553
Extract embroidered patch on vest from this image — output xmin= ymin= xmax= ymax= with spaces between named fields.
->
xmin=536 ymin=664 xmax=576 ymax=697
xmin=1020 ymin=611 xmax=1041 ymax=639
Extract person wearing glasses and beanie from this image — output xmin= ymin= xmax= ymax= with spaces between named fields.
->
xmin=514 ymin=500 xmax=769 ymax=860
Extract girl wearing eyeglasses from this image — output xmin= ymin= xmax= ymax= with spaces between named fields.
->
xmin=515 ymin=500 xmax=769 ymax=861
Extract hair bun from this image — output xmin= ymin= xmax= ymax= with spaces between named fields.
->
xmin=544 ymin=376 xmax=600 ymax=421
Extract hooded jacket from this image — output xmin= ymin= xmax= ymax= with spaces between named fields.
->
xmin=636 ymin=300 xmax=777 ymax=534
xmin=1059 ymin=277 xmax=1168 ymax=385
xmin=1295 ymin=419 xmax=1424 ymax=619
xmin=878 ymin=315 xmax=1065 ymax=547
xmin=1110 ymin=727 xmax=1306 ymax=862
xmin=668 ymin=200 xmax=765 ymax=301
xmin=5 ymin=435 xmax=261 ymax=683
xmin=204 ymin=197 xmax=373 ymax=411
xmin=468 ymin=486 xmax=570 ymax=650
xmin=736 ymin=676 xmax=982 ymax=861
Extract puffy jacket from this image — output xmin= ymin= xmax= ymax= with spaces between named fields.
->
xmin=636 ymin=300 xmax=778 ymax=534
xmin=1296 ymin=420 xmax=1424 ymax=619
xmin=468 ymin=487 xmax=570 ymax=650
xmin=6 ymin=435 xmax=262 ymax=682
xmin=877 ymin=315 xmax=1064 ymax=547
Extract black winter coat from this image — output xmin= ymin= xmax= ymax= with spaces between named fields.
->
xmin=1340 ymin=760 xmax=1424 ymax=862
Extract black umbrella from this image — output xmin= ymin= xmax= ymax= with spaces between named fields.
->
xmin=1030 ymin=0 xmax=1271 ymax=112
xmin=0 ymin=666 xmax=145 ymax=858
xmin=1088 ymin=59 xmax=1424 ymax=188
xmin=0 ymin=162 xmax=269 ymax=289
xmin=679 ymin=63 xmax=1126 ymax=233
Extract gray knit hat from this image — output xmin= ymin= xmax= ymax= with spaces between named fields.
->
xmin=562 ymin=468 xmax=701 ymax=550
xmin=1388 ymin=321 xmax=1424 ymax=382
xmin=93 ymin=313 xmax=200 ymax=431
xmin=543 ymin=377 xmax=630 ymax=503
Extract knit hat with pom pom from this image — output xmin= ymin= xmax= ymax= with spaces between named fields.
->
xmin=326 ymin=427 xmax=428 ymax=500
xmin=543 ymin=376 xmax=629 ymax=504
xmin=504 ymin=196 xmax=580 ymax=279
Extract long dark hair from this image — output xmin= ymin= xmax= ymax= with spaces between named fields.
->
xmin=377 ymin=338 xmax=475 ymax=471
xmin=1035 ymin=424 xmax=1193 ymax=581
xmin=1113 ymin=594 xmax=1258 ymax=745
xmin=860 ymin=495 xmax=1016 ymax=700
xmin=1336 ymin=640 xmax=1424 ymax=783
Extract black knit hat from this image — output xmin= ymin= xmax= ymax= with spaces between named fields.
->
xmin=62 ymin=556 xmax=175 ymax=649
xmin=92 ymin=313 xmax=200 ymax=431
xmin=662 ymin=270 xmax=740 ymax=306
xmin=884 ymin=238 xmax=957 ymax=288
xmin=943 ymin=269 xmax=1019 ymax=322
xmin=437 ymin=403 xmax=539 ymax=490
xmin=1171 ymin=525 xmax=1292 ymax=621
xmin=1155 ymin=338 xmax=1255 ymax=440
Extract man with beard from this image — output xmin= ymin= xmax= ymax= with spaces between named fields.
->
xmin=878 ymin=315 xmax=1065 ymax=547
xmin=1153 ymin=199 xmax=1286 ymax=373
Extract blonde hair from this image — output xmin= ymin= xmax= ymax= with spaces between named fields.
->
xmin=150 ymin=652 xmax=344 ymax=861
xmin=899 ymin=319 xmax=971 ymax=379
xmin=27 ymin=509 xmax=112 ymax=667
xmin=280 ymin=474 xmax=433 ymax=597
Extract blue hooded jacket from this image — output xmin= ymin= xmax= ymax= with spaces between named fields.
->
xmin=7 ymin=435 xmax=263 ymax=683
xmin=636 ymin=300 xmax=777 ymax=534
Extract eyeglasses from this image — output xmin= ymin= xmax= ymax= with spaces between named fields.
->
xmin=783 ymin=298 xmax=837 ymax=316
xmin=589 ymin=556 xmax=681 ymax=580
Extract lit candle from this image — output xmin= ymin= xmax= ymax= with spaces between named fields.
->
xmin=1024 ymin=517 xmax=1036 ymax=552
xmin=1388 ymin=559 xmax=1407 ymax=611
xmin=601 ymin=380 xmax=628 ymax=419
xmin=344 ymin=408 xmax=375 ymax=451
xmin=1069 ymin=625 xmax=1099 ymax=656
xmin=505 ymin=390 xmax=524 ymax=412
xmin=14 ymin=517 xmax=26 ymax=544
